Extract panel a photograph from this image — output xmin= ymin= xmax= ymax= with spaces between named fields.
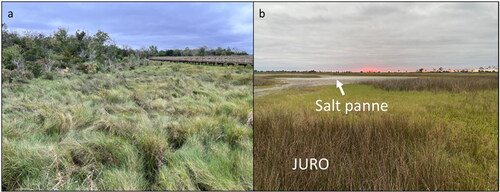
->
xmin=2 ymin=2 xmax=253 ymax=190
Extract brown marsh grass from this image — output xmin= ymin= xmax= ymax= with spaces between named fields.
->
xmin=362 ymin=76 xmax=498 ymax=92
xmin=254 ymin=75 xmax=498 ymax=190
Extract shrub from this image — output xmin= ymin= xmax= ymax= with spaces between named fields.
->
xmin=2 ymin=69 xmax=15 ymax=83
xmin=27 ymin=60 xmax=44 ymax=78
xmin=79 ymin=62 xmax=98 ymax=74
xmin=1 ymin=69 xmax=34 ymax=83
xmin=41 ymin=72 xmax=55 ymax=80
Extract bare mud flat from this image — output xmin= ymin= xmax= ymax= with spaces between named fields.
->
xmin=255 ymin=75 xmax=416 ymax=97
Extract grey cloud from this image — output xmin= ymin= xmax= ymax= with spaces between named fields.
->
xmin=3 ymin=2 xmax=253 ymax=53
xmin=255 ymin=2 xmax=498 ymax=71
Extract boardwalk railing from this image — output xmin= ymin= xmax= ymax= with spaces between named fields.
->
xmin=148 ymin=55 xmax=253 ymax=66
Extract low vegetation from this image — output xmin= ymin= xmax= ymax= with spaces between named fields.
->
xmin=254 ymin=73 xmax=498 ymax=190
xmin=254 ymin=77 xmax=279 ymax=88
xmin=254 ymin=74 xmax=321 ymax=88
xmin=2 ymin=62 xmax=253 ymax=190
xmin=361 ymin=76 xmax=498 ymax=92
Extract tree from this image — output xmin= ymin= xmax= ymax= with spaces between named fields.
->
xmin=183 ymin=47 xmax=192 ymax=56
xmin=54 ymin=28 xmax=68 ymax=44
xmin=148 ymin=45 xmax=158 ymax=56
xmin=225 ymin=46 xmax=233 ymax=55
xmin=93 ymin=30 xmax=110 ymax=45
xmin=173 ymin=49 xmax=182 ymax=56
xmin=3 ymin=44 xmax=24 ymax=70
xmin=197 ymin=46 xmax=208 ymax=56
xmin=215 ymin=47 xmax=224 ymax=55
xmin=165 ymin=49 xmax=174 ymax=56
xmin=76 ymin=30 xmax=86 ymax=41
xmin=93 ymin=30 xmax=110 ymax=65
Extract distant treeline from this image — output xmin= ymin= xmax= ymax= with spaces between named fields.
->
xmin=151 ymin=46 xmax=248 ymax=57
xmin=255 ymin=68 xmax=498 ymax=73
xmin=1 ymin=24 xmax=247 ymax=82
xmin=254 ymin=70 xmax=319 ymax=73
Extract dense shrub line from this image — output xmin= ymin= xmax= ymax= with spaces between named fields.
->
xmin=1 ymin=24 xmax=248 ymax=83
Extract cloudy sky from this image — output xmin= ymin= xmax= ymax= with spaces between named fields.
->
xmin=255 ymin=3 xmax=498 ymax=72
xmin=2 ymin=2 xmax=253 ymax=53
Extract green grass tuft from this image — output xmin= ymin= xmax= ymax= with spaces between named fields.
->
xmin=2 ymin=63 xmax=253 ymax=190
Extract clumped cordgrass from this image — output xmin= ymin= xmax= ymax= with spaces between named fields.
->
xmin=2 ymin=62 xmax=253 ymax=190
xmin=361 ymin=76 xmax=498 ymax=92
xmin=254 ymin=75 xmax=498 ymax=190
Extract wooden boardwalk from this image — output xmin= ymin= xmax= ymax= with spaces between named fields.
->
xmin=149 ymin=55 xmax=253 ymax=66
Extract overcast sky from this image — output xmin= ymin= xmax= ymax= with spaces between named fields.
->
xmin=2 ymin=2 xmax=253 ymax=53
xmin=255 ymin=3 xmax=498 ymax=72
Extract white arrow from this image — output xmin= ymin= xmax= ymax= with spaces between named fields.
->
xmin=336 ymin=80 xmax=345 ymax=96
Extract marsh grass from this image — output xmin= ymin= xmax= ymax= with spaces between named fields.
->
xmin=254 ymin=74 xmax=321 ymax=88
xmin=2 ymin=62 xmax=253 ymax=190
xmin=254 ymin=77 xmax=278 ymax=87
xmin=362 ymin=76 xmax=498 ymax=92
xmin=254 ymin=75 xmax=498 ymax=190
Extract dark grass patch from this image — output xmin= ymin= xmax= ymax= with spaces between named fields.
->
xmin=361 ymin=76 xmax=498 ymax=92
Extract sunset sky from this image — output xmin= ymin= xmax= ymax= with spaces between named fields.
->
xmin=254 ymin=3 xmax=498 ymax=72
